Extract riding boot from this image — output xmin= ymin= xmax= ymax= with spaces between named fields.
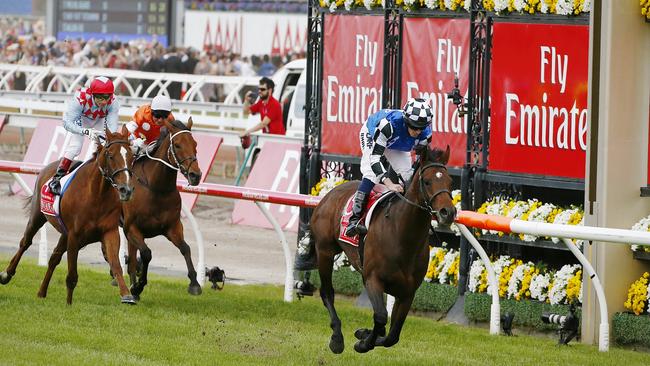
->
xmin=345 ymin=191 xmax=369 ymax=237
xmin=294 ymin=231 xmax=317 ymax=271
xmin=48 ymin=158 xmax=72 ymax=195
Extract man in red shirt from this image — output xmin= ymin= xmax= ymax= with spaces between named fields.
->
xmin=240 ymin=77 xmax=285 ymax=138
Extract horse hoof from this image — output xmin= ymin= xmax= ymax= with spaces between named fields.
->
xmin=329 ymin=334 xmax=344 ymax=354
xmin=110 ymin=278 xmax=118 ymax=287
xmin=353 ymin=340 xmax=374 ymax=353
xmin=132 ymin=294 xmax=140 ymax=302
xmin=0 ymin=272 xmax=11 ymax=285
xmin=121 ymin=295 xmax=137 ymax=305
xmin=188 ymin=284 xmax=202 ymax=296
xmin=354 ymin=328 xmax=371 ymax=340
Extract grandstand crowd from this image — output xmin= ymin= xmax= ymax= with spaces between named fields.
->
xmin=0 ymin=16 xmax=305 ymax=100
xmin=185 ymin=0 xmax=308 ymax=13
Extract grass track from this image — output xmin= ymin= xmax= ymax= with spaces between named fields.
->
xmin=0 ymin=256 xmax=648 ymax=366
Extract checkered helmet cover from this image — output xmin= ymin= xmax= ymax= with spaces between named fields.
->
xmin=402 ymin=98 xmax=432 ymax=129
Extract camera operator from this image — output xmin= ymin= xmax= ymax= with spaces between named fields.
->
xmin=240 ymin=77 xmax=285 ymax=138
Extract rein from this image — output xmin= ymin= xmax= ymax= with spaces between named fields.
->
xmin=396 ymin=162 xmax=452 ymax=216
xmin=145 ymin=129 xmax=197 ymax=177
xmin=98 ymin=139 xmax=132 ymax=188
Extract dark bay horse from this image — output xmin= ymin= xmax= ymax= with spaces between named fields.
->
xmin=312 ymin=146 xmax=456 ymax=354
xmin=0 ymin=129 xmax=136 ymax=305
xmin=122 ymin=118 xmax=202 ymax=299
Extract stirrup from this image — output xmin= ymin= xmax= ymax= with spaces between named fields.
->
xmin=345 ymin=223 xmax=359 ymax=237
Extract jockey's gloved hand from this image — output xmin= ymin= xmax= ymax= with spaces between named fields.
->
xmin=81 ymin=128 xmax=103 ymax=141
xmin=131 ymin=138 xmax=145 ymax=153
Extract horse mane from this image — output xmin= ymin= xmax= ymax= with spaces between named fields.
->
xmin=151 ymin=120 xmax=189 ymax=155
xmin=424 ymin=147 xmax=446 ymax=164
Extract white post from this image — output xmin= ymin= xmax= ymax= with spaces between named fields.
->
xmin=181 ymin=204 xmax=205 ymax=286
xmin=561 ymin=238 xmax=609 ymax=352
xmin=255 ymin=201 xmax=293 ymax=302
xmin=118 ymin=227 xmax=127 ymax=275
xmin=457 ymin=223 xmax=500 ymax=335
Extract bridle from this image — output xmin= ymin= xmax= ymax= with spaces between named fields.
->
xmin=145 ymin=129 xmax=197 ymax=178
xmin=396 ymin=162 xmax=452 ymax=216
xmin=98 ymin=139 xmax=132 ymax=188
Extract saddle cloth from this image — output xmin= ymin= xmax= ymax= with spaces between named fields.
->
xmin=40 ymin=161 xmax=87 ymax=217
xmin=338 ymin=185 xmax=393 ymax=246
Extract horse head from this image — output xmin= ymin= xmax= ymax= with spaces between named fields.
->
xmin=161 ymin=117 xmax=202 ymax=186
xmin=98 ymin=128 xmax=135 ymax=201
xmin=414 ymin=145 xmax=456 ymax=226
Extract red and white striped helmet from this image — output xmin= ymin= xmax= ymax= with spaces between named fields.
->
xmin=89 ymin=76 xmax=114 ymax=95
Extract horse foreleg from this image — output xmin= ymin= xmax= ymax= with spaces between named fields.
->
xmin=125 ymin=228 xmax=151 ymax=299
xmin=1 ymin=210 xmax=47 ymax=284
xmin=376 ymin=294 xmax=415 ymax=348
xmin=65 ymin=245 xmax=80 ymax=305
xmin=127 ymin=241 xmax=138 ymax=287
xmin=165 ymin=220 xmax=201 ymax=296
xmin=318 ymin=246 xmax=344 ymax=354
xmin=103 ymin=230 xmax=136 ymax=305
xmin=354 ymin=277 xmax=387 ymax=353
xmin=37 ymin=234 xmax=67 ymax=298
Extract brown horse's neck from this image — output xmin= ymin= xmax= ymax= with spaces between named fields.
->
xmin=85 ymin=158 xmax=118 ymax=204
xmin=396 ymin=170 xmax=431 ymax=239
xmin=139 ymin=136 xmax=178 ymax=192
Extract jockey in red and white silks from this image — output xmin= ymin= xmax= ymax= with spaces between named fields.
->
xmin=48 ymin=76 xmax=120 ymax=195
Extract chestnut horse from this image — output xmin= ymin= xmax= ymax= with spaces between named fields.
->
xmin=0 ymin=129 xmax=136 ymax=305
xmin=312 ymin=146 xmax=456 ymax=354
xmin=122 ymin=118 xmax=202 ymax=299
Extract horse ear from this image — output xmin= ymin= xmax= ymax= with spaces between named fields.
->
xmin=187 ymin=116 xmax=193 ymax=130
xmin=441 ymin=145 xmax=450 ymax=165
xmin=414 ymin=144 xmax=427 ymax=161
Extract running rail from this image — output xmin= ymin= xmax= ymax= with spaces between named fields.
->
xmin=4 ymin=159 xmax=650 ymax=348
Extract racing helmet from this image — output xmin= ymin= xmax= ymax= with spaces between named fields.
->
xmin=88 ymin=76 xmax=114 ymax=95
xmin=151 ymin=94 xmax=172 ymax=112
xmin=402 ymin=98 xmax=432 ymax=130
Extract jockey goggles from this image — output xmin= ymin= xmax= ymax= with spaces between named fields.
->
xmin=152 ymin=110 xmax=170 ymax=119
xmin=93 ymin=93 xmax=111 ymax=101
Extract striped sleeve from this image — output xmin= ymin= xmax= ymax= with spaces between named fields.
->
xmin=369 ymin=118 xmax=393 ymax=179
xmin=62 ymin=96 xmax=84 ymax=135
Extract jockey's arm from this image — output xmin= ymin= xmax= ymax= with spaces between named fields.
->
xmin=369 ymin=118 xmax=393 ymax=182
xmin=62 ymin=99 xmax=85 ymax=135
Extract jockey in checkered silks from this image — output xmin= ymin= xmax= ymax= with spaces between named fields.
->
xmin=293 ymin=98 xmax=433 ymax=271
xmin=48 ymin=76 xmax=120 ymax=195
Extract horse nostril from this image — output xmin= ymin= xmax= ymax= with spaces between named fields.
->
xmin=439 ymin=208 xmax=449 ymax=219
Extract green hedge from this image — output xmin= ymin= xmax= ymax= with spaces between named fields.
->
xmin=612 ymin=312 xmax=650 ymax=347
xmin=412 ymin=281 xmax=458 ymax=313
xmin=464 ymin=292 xmax=580 ymax=332
xmin=309 ymin=269 xmax=458 ymax=313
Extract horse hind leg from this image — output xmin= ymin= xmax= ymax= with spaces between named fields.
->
xmin=317 ymin=244 xmax=344 ymax=354
xmin=0 ymin=209 xmax=47 ymax=284
xmin=165 ymin=221 xmax=201 ymax=296
xmin=37 ymin=234 xmax=67 ymax=298
xmin=354 ymin=277 xmax=387 ymax=353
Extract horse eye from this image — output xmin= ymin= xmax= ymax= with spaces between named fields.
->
xmin=424 ymin=180 xmax=431 ymax=187
xmin=174 ymin=144 xmax=181 ymax=149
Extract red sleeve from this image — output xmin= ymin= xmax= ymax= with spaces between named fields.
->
xmin=268 ymin=100 xmax=282 ymax=122
xmin=249 ymin=100 xmax=262 ymax=115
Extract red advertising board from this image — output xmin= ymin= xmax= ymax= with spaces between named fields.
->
xmin=12 ymin=120 xmax=222 ymax=211
xmin=231 ymin=142 xmax=302 ymax=231
xmin=321 ymin=14 xmax=384 ymax=156
xmin=401 ymin=17 xmax=470 ymax=168
xmin=489 ymin=23 xmax=589 ymax=179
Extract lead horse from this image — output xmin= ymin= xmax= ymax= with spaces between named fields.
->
xmin=0 ymin=129 xmax=136 ymax=304
xmin=122 ymin=118 xmax=202 ymax=299
xmin=311 ymin=146 xmax=456 ymax=353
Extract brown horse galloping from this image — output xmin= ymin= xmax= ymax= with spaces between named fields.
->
xmin=122 ymin=118 xmax=202 ymax=299
xmin=0 ymin=129 xmax=136 ymax=305
xmin=312 ymin=146 xmax=456 ymax=354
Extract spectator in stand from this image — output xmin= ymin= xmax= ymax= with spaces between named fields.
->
xmin=257 ymin=54 xmax=275 ymax=77
xmin=240 ymin=76 xmax=285 ymax=138
xmin=163 ymin=46 xmax=183 ymax=99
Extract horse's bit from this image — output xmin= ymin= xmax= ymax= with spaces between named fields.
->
xmin=98 ymin=139 xmax=132 ymax=188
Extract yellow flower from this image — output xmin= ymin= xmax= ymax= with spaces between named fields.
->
xmin=624 ymin=272 xmax=649 ymax=315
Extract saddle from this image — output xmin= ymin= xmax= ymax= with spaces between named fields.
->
xmin=338 ymin=185 xmax=393 ymax=246
xmin=40 ymin=160 xmax=86 ymax=220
